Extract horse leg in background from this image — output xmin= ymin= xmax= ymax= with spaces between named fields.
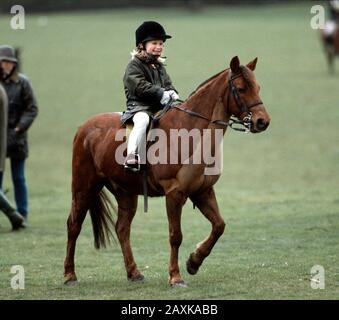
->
xmin=113 ymin=192 xmax=144 ymax=282
xmin=327 ymin=46 xmax=335 ymax=74
xmin=165 ymin=190 xmax=187 ymax=287
xmin=187 ymin=187 xmax=225 ymax=275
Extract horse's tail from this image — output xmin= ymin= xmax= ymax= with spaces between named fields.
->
xmin=89 ymin=189 xmax=117 ymax=249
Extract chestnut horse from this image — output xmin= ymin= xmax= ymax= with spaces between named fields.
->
xmin=321 ymin=26 xmax=339 ymax=73
xmin=64 ymin=56 xmax=271 ymax=287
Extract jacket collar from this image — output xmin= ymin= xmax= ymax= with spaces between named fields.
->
xmin=131 ymin=49 xmax=166 ymax=65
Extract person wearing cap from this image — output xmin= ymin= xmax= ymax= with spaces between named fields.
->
xmin=0 ymin=45 xmax=38 ymax=224
xmin=121 ymin=21 xmax=179 ymax=172
xmin=0 ymin=79 xmax=26 ymax=230
xmin=0 ymin=72 xmax=7 ymax=174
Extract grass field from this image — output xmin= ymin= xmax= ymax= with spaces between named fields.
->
xmin=0 ymin=2 xmax=339 ymax=300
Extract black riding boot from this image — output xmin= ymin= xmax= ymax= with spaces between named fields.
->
xmin=0 ymin=190 xmax=26 ymax=230
xmin=124 ymin=153 xmax=140 ymax=172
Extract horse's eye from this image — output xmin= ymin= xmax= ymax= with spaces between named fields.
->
xmin=238 ymin=87 xmax=246 ymax=93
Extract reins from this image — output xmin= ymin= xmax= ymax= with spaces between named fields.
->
xmin=165 ymin=70 xmax=264 ymax=133
xmin=172 ymin=103 xmax=230 ymax=127
xmin=171 ymin=103 xmax=251 ymax=132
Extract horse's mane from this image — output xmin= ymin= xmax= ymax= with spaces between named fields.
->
xmin=187 ymin=64 xmax=254 ymax=99
xmin=188 ymin=69 xmax=228 ymax=98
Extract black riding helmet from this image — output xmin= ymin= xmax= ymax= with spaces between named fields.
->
xmin=135 ymin=21 xmax=172 ymax=47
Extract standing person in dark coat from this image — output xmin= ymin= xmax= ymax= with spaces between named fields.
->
xmin=0 ymin=45 xmax=38 ymax=223
xmin=0 ymin=73 xmax=7 ymax=173
xmin=121 ymin=21 xmax=179 ymax=172
xmin=0 ymin=78 xmax=26 ymax=230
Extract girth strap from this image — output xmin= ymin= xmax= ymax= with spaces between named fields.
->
xmin=143 ymin=167 xmax=148 ymax=213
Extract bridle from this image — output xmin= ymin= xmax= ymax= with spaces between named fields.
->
xmin=169 ymin=71 xmax=263 ymax=133
xmin=226 ymin=72 xmax=263 ymax=132
xmin=228 ymin=73 xmax=263 ymax=114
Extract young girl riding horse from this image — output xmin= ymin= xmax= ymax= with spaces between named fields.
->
xmin=121 ymin=21 xmax=180 ymax=172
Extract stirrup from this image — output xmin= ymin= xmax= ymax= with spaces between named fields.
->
xmin=124 ymin=153 xmax=140 ymax=172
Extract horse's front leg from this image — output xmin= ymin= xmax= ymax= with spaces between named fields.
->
xmin=187 ymin=187 xmax=225 ymax=275
xmin=166 ymin=190 xmax=187 ymax=287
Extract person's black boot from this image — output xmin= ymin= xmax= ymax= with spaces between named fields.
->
xmin=124 ymin=153 xmax=140 ymax=172
xmin=0 ymin=190 xmax=26 ymax=230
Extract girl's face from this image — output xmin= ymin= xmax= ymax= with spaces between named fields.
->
xmin=145 ymin=40 xmax=164 ymax=57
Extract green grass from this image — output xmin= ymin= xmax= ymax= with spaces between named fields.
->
xmin=0 ymin=3 xmax=339 ymax=299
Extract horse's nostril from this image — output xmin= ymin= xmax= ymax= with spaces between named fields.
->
xmin=256 ymin=118 xmax=269 ymax=130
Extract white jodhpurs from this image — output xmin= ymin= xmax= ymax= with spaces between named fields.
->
xmin=127 ymin=111 xmax=150 ymax=155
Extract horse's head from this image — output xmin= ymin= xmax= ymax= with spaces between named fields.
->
xmin=224 ymin=56 xmax=270 ymax=133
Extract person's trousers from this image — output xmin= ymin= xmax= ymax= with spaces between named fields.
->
xmin=0 ymin=158 xmax=28 ymax=218
xmin=127 ymin=112 xmax=150 ymax=156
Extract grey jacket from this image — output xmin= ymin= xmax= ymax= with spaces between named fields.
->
xmin=0 ymin=84 xmax=7 ymax=171
xmin=1 ymin=71 xmax=38 ymax=159
xmin=121 ymin=56 xmax=177 ymax=124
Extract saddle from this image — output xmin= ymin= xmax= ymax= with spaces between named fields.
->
xmin=124 ymin=102 xmax=176 ymax=166
xmin=121 ymin=103 xmax=176 ymax=212
xmin=124 ymin=103 xmax=173 ymax=142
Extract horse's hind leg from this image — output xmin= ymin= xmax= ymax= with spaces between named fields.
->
xmin=64 ymin=190 xmax=92 ymax=284
xmin=113 ymin=192 xmax=144 ymax=281
xmin=187 ymin=187 xmax=225 ymax=275
xmin=64 ymin=162 xmax=102 ymax=284
xmin=165 ymin=190 xmax=187 ymax=287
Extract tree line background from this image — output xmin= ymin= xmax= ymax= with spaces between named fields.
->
xmin=0 ymin=0 xmax=315 ymax=13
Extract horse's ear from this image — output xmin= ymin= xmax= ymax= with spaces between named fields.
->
xmin=247 ymin=57 xmax=258 ymax=71
xmin=230 ymin=56 xmax=240 ymax=73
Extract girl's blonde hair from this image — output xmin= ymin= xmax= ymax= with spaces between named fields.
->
xmin=130 ymin=45 xmax=166 ymax=64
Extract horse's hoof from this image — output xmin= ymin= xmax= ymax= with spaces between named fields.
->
xmin=64 ymin=279 xmax=79 ymax=286
xmin=64 ymin=273 xmax=78 ymax=285
xmin=128 ymin=274 xmax=145 ymax=283
xmin=186 ymin=253 xmax=200 ymax=275
xmin=170 ymin=280 xmax=188 ymax=288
